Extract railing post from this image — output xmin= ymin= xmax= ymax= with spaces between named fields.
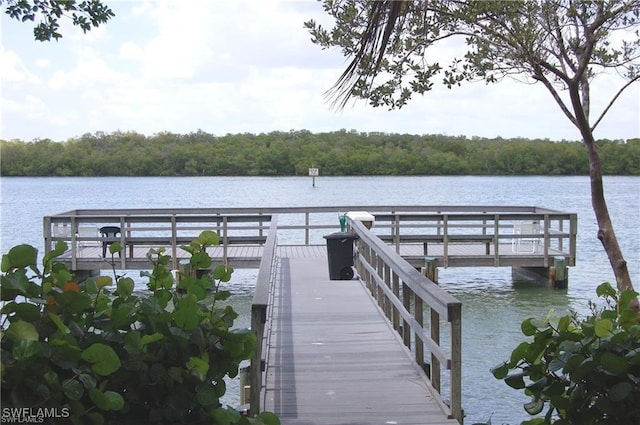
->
xmin=392 ymin=273 xmax=400 ymax=333
xmin=119 ymin=217 xmax=126 ymax=269
xmin=449 ymin=304 xmax=463 ymax=423
xmin=414 ymin=295 xmax=424 ymax=371
xmin=305 ymin=211 xmax=310 ymax=245
xmin=71 ymin=216 xmax=77 ymax=270
xmin=384 ymin=263 xmax=392 ymax=320
xmin=250 ymin=305 xmax=265 ymax=416
xmin=402 ymin=284 xmax=412 ymax=349
xmin=570 ymin=214 xmax=577 ymax=266
xmin=442 ymin=215 xmax=449 ymax=268
xmin=493 ymin=214 xmax=500 ymax=266
xmin=430 ymin=308 xmax=440 ymax=391
xmin=394 ymin=213 xmax=400 ymax=253
xmin=376 ymin=256 xmax=384 ymax=309
xmin=223 ymin=216 xmax=228 ymax=265
xmin=171 ymin=215 xmax=178 ymax=270
xmin=43 ymin=216 xmax=52 ymax=255
xmin=543 ymin=214 xmax=550 ymax=267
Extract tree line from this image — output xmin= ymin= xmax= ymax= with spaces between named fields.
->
xmin=1 ymin=130 xmax=638 ymax=176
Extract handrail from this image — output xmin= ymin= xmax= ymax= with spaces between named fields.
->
xmin=373 ymin=211 xmax=577 ymax=267
xmin=349 ymin=218 xmax=463 ymax=423
xmin=44 ymin=206 xmax=577 ymax=272
xmin=44 ymin=213 xmax=272 ymax=269
xmin=249 ymin=215 xmax=279 ymax=416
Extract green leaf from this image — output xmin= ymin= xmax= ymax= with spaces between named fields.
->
xmin=572 ymin=359 xmax=596 ymax=382
xmin=187 ymin=355 xmax=209 ymax=381
xmin=95 ymin=276 xmax=112 ymax=290
xmin=172 ymin=295 xmax=200 ymax=330
xmin=63 ymin=378 xmax=85 ymax=400
xmin=491 ymin=362 xmax=510 ymax=379
xmin=211 ymin=407 xmax=239 ymax=425
xmin=213 ymin=264 xmax=233 ymax=282
xmin=115 ymin=277 xmax=134 ymax=297
xmin=12 ymin=340 xmax=44 ymax=360
xmin=141 ymin=332 xmax=164 ymax=345
xmin=3 ymin=302 xmax=41 ymax=322
xmin=524 ymin=397 xmax=545 ymax=415
xmin=256 ymin=411 xmax=281 ymax=425
xmin=2 ymin=244 xmax=38 ymax=271
xmin=600 ymin=352 xmax=628 ymax=375
xmin=521 ymin=318 xmax=538 ymax=336
xmin=190 ymin=251 xmax=211 ymax=270
xmin=57 ymin=291 xmax=92 ymax=313
xmin=6 ymin=320 xmax=39 ymax=341
xmin=123 ymin=331 xmax=142 ymax=354
xmin=78 ymin=373 xmax=96 ymax=389
xmin=196 ymin=384 xmax=218 ymax=407
xmin=557 ymin=315 xmax=571 ymax=332
xmin=81 ymin=343 xmax=121 ymax=376
xmin=109 ymin=242 xmax=122 ymax=255
xmin=595 ymin=318 xmax=613 ymax=337
xmin=89 ymin=388 xmax=124 ymax=411
xmin=596 ymin=282 xmax=616 ymax=298
xmin=505 ymin=372 xmax=526 ymax=389
xmin=548 ymin=358 xmax=565 ymax=373
xmin=526 ymin=377 xmax=548 ymax=393
xmin=510 ymin=341 xmax=531 ymax=363
xmin=196 ymin=230 xmax=219 ymax=246
xmin=0 ymin=270 xmax=31 ymax=297
xmin=609 ymin=382 xmax=632 ymax=402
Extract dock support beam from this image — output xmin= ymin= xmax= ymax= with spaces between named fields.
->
xmin=422 ymin=257 xmax=438 ymax=284
xmin=512 ymin=257 xmax=568 ymax=289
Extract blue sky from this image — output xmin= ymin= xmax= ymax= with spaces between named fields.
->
xmin=1 ymin=0 xmax=638 ymax=142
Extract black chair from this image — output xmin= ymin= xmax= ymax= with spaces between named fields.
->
xmin=99 ymin=226 xmax=121 ymax=257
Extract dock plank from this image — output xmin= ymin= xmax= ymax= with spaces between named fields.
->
xmin=263 ymin=256 xmax=459 ymax=425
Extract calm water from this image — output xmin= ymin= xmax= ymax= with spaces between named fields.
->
xmin=1 ymin=176 xmax=639 ymax=424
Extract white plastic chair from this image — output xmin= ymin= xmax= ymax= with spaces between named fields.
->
xmin=512 ymin=221 xmax=540 ymax=253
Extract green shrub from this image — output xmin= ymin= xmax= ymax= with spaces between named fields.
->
xmin=1 ymin=233 xmax=279 ymax=425
xmin=492 ymin=282 xmax=640 ymax=425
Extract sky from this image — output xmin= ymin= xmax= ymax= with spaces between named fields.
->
xmin=1 ymin=0 xmax=639 ymax=143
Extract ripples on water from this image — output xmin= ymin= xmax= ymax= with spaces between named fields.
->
xmin=1 ymin=176 xmax=638 ymax=424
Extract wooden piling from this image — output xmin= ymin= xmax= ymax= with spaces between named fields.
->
xmin=422 ymin=256 xmax=438 ymax=283
xmin=552 ymin=256 xmax=568 ymax=289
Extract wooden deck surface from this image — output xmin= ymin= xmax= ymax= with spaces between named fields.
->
xmin=263 ymin=255 xmax=459 ymax=425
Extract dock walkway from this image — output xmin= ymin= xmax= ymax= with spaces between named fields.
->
xmin=264 ymin=250 xmax=459 ymax=425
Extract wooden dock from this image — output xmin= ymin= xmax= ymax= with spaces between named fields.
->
xmin=43 ymin=205 xmax=579 ymax=425
xmin=263 ymin=253 xmax=459 ymax=424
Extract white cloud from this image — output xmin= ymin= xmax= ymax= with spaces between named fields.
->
xmin=0 ymin=46 xmax=41 ymax=84
xmin=0 ymin=0 xmax=638 ymax=142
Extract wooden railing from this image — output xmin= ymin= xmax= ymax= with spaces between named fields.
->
xmin=250 ymin=216 xmax=279 ymax=416
xmin=349 ymin=218 xmax=463 ymax=423
xmin=44 ymin=210 xmax=272 ymax=270
xmin=372 ymin=210 xmax=577 ymax=268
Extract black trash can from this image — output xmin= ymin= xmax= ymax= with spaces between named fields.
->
xmin=323 ymin=232 xmax=358 ymax=280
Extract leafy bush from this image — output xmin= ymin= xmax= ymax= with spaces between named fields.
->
xmin=492 ymin=282 xmax=640 ymax=425
xmin=1 ymin=232 xmax=279 ymax=425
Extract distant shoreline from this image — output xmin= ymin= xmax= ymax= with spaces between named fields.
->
xmin=2 ymin=130 xmax=638 ymax=177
